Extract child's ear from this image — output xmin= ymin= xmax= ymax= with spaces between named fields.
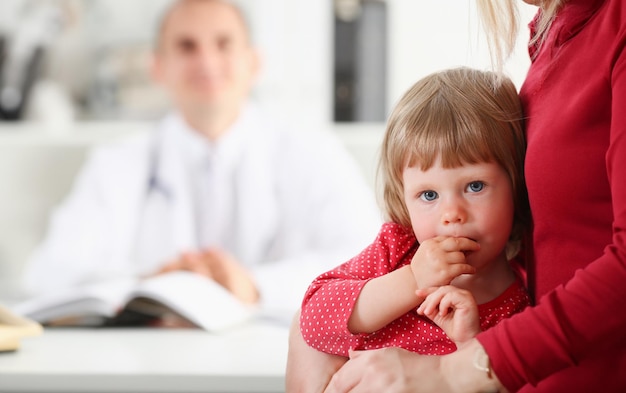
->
xmin=505 ymin=239 xmax=521 ymax=261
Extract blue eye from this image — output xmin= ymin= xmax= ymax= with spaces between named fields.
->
xmin=467 ymin=181 xmax=484 ymax=193
xmin=420 ymin=190 xmax=438 ymax=202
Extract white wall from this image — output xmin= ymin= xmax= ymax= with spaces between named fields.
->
xmin=248 ymin=0 xmax=538 ymax=127
xmin=0 ymin=1 xmax=538 ymax=127
xmin=386 ymin=1 xmax=537 ymax=109
xmin=247 ymin=0 xmax=334 ymax=130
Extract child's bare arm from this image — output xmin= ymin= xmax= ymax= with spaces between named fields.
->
xmin=348 ymin=265 xmax=423 ymax=333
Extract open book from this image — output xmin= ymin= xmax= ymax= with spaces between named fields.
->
xmin=11 ymin=271 xmax=256 ymax=331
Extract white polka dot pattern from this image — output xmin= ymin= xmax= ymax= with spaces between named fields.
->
xmin=300 ymin=222 xmax=530 ymax=357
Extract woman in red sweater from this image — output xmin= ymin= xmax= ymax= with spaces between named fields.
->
xmin=286 ymin=0 xmax=626 ymax=391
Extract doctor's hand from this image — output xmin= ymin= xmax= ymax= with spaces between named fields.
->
xmin=157 ymin=248 xmax=259 ymax=304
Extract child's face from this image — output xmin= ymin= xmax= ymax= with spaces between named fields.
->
xmin=402 ymin=158 xmax=515 ymax=270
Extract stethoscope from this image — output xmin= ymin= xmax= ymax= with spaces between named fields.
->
xmin=146 ymin=129 xmax=174 ymax=202
xmin=135 ymin=118 xmax=254 ymax=269
xmin=140 ymin=126 xmax=226 ymax=255
xmin=133 ymin=130 xmax=177 ymax=273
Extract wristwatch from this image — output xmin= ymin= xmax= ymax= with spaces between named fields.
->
xmin=473 ymin=345 xmax=493 ymax=379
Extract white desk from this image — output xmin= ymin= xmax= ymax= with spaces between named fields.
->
xmin=0 ymin=322 xmax=289 ymax=393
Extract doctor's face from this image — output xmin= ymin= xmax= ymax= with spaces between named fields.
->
xmin=152 ymin=0 xmax=259 ymax=117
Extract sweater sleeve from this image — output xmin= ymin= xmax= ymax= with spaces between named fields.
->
xmin=299 ymin=223 xmax=417 ymax=356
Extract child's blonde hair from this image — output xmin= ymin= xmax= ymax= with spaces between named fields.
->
xmin=378 ymin=67 xmax=528 ymax=246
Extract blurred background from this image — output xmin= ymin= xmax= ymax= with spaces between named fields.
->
xmin=0 ymin=0 xmax=536 ymax=127
xmin=0 ymin=0 xmax=537 ymax=297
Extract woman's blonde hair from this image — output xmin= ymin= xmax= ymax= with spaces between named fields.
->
xmin=378 ymin=67 xmax=528 ymax=245
xmin=477 ymin=0 xmax=564 ymax=71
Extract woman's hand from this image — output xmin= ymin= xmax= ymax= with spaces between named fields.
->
xmin=324 ymin=347 xmax=446 ymax=393
xmin=416 ymin=285 xmax=480 ymax=344
xmin=324 ymin=340 xmax=505 ymax=393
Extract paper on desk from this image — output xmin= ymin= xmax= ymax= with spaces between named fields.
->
xmin=0 ymin=303 xmax=43 ymax=351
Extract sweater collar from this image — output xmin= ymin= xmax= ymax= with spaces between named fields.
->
xmin=528 ymin=0 xmax=605 ymax=58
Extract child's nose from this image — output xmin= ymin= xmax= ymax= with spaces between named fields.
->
xmin=441 ymin=201 xmax=467 ymax=225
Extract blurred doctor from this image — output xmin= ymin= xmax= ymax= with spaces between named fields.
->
xmin=22 ymin=0 xmax=380 ymax=319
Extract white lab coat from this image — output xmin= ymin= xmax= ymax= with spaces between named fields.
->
xmin=23 ymin=104 xmax=381 ymax=319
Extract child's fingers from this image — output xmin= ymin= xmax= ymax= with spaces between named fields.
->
xmin=416 ymin=287 xmax=446 ymax=315
xmin=438 ymin=293 xmax=456 ymax=317
xmin=447 ymin=262 xmax=476 ymax=277
xmin=438 ymin=236 xmax=480 ymax=253
xmin=430 ymin=288 xmax=454 ymax=317
xmin=417 ymin=286 xmax=467 ymax=316
xmin=436 ymin=287 xmax=476 ymax=316
xmin=416 ymin=300 xmax=438 ymax=319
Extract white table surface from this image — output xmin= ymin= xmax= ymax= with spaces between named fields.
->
xmin=0 ymin=321 xmax=290 ymax=393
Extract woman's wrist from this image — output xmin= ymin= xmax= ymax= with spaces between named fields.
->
xmin=441 ymin=339 xmax=506 ymax=393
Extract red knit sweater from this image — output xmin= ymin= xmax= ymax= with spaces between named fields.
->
xmin=477 ymin=0 xmax=626 ymax=391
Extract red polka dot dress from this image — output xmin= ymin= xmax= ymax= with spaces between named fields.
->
xmin=300 ymin=222 xmax=530 ymax=357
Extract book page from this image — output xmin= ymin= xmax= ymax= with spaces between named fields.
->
xmin=11 ymin=278 xmax=137 ymax=325
xmin=125 ymin=271 xmax=256 ymax=331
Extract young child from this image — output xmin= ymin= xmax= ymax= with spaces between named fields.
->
xmin=300 ymin=67 xmax=530 ymax=356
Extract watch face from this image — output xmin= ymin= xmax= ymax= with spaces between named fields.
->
xmin=473 ymin=346 xmax=492 ymax=375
